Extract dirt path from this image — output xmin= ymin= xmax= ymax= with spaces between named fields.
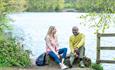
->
xmin=0 ymin=65 xmax=94 ymax=70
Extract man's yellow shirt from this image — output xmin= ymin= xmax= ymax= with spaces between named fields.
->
xmin=69 ymin=33 xmax=85 ymax=53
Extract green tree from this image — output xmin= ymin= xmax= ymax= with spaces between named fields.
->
xmin=80 ymin=13 xmax=115 ymax=33
xmin=64 ymin=0 xmax=77 ymax=8
xmin=76 ymin=0 xmax=115 ymax=13
xmin=26 ymin=0 xmax=64 ymax=12
xmin=78 ymin=0 xmax=115 ymax=33
xmin=0 ymin=0 xmax=31 ymax=67
xmin=0 ymin=0 xmax=27 ymax=27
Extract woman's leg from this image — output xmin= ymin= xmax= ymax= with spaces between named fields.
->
xmin=58 ymin=48 xmax=67 ymax=58
xmin=58 ymin=48 xmax=67 ymax=63
xmin=48 ymin=51 xmax=61 ymax=64
xmin=48 ymin=51 xmax=68 ymax=69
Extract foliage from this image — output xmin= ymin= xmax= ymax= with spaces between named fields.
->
xmin=91 ymin=63 xmax=103 ymax=70
xmin=64 ymin=0 xmax=77 ymax=8
xmin=0 ymin=0 xmax=31 ymax=67
xmin=78 ymin=0 xmax=115 ymax=33
xmin=76 ymin=0 xmax=115 ymax=13
xmin=0 ymin=0 xmax=27 ymax=14
xmin=80 ymin=13 xmax=115 ymax=33
xmin=26 ymin=0 xmax=64 ymax=12
xmin=0 ymin=0 xmax=28 ymax=31
xmin=0 ymin=31 xmax=31 ymax=67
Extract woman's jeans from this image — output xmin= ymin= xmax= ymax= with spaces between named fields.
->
xmin=48 ymin=48 xmax=67 ymax=64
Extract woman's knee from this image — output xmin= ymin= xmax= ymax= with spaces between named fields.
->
xmin=63 ymin=48 xmax=67 ymax=52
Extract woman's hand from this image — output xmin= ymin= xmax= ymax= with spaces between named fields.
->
xmin=57 ymin=54 xmax=61 ymax=59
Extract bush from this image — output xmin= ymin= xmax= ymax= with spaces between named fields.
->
xmin=0 ymin=0 xmax=31 ymax=67
xmin=0 ymin=32 xmax=31 ymax=67
xmin=91 ymin=63 xmax=103 ymax=70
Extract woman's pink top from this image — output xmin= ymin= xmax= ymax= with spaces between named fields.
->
xmin=45 ymin=36 xmax=58 ymax=53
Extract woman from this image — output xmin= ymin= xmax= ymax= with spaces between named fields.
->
xmin=45 ymin=26 xmax=68 ymax=70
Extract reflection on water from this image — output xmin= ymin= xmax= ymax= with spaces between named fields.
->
xmin=9 ymin=12 xmax=115 ymax=70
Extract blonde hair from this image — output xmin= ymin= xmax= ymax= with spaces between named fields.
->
xmin=45 ymin=26 xmax=55 ymax=40
xmin=47 ymin=26 xmax=55 ymax=35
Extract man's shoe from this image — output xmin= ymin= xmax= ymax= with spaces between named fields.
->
xmin=80 ymin=61 xmax=85 ymax=68
xmin=68 ymin=64 xmax=72 ymax=68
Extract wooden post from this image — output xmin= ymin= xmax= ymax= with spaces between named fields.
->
xmin=96 ymin=33 xmax=115 ymax=64
xmin=96 ymin=33 xmax=100 ymax=64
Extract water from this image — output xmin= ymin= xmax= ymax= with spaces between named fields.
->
xmin=9 ymin=12 xmax=115 ymax=70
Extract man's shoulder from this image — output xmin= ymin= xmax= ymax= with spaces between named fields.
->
xmin=79 ymin=33 xmax=85 ymax=36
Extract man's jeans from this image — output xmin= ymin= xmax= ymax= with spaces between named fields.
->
xmin=70 ymin=46 xmax=85 ymax=65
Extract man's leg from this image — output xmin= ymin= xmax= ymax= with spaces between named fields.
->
xmin=69 ymin=53 xmax=75 ymax=67
xmin=79 ymin=46 xmax=85 ymax=59
xmin=78 ymin=46 xmax=85 ymax=67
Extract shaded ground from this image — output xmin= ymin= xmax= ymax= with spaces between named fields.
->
xmin=0 ymin=65 xmax=94 ymax=70
xmin=0 ymin=57 xmax=93 ymax=70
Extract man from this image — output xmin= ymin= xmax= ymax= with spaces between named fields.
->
xmin=69 ymin=26 xmax=85 ymax=68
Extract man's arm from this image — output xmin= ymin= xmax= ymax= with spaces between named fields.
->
xmin=74 ymin=34 xmax=85 ymax=48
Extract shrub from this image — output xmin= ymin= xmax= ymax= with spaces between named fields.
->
xmin=0 ymin=32 xmax=31 ymax=67
xmin=91 ymin=63 xmax=103 ymax=70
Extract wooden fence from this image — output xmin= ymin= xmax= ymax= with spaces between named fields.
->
xmin=96 ymin=33 xmax=115 ymax=64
